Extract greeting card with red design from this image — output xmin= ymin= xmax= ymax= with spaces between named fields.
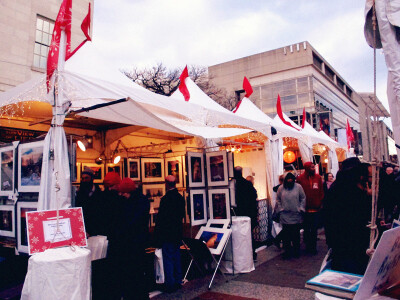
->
xmin=26 ymin=208 xmax=87 ymax=255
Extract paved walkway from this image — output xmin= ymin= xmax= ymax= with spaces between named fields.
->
xmin=152 ymin=232 xmax=328 ymax=300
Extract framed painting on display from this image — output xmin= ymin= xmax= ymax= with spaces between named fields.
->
xmin=187 ymin=152 xmax=205 ymax=188
xmin=128 ymin=158 xmax=140 ymax=181
xmin=206 ymin=219 xmax=230 ymax=229
xmin=106 ymin=163 xmax=123 ymax=177
xmin=81 ymin=163 xmax=104 ymax=183
xmin=141 ymin=158 xmax=164 ymax=183
xmin=17 ymin=201 xmax=37 ymax=254
xmin=190 ymin=189 xmax=207 ymax=226
xmin=195 ymin=226 xmax=231 ymax=255
xmin=165 ymin=156 xmax=183 ymax=188
xmin=142 ymin=184 xmax=165 ymax=209
xmin=0 ymin=145 xmax=15 ymax=196
xmin=18 ymin=140 xmax=44 ymax=192
xmin=0 ymin=205 xmax=15 ymax=237
xmin=208 ymin=189 xmax=230 ymax=220
xmin=206 ymin=151 xmax=229 ymax=186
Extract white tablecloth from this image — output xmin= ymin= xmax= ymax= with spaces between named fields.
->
xmin=222 ymin=216 xmax=255 ymax=273
xmin=21 ymin=247 xmax=91 ymax=300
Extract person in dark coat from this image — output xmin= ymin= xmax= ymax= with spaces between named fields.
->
xmin=296 ymin=162 xmax=324 ymax=254
xmin=154 ymin=175 xmax=185 ymax=293
xmin=74 ymin=166 xmax=102 ymax=236
xmin=107 ymin=178 xmax=150 ymax=300
xmin=234 ymin=166 xmax=258 ymax=260
xmin=323 ymin=157 xmax=371 ymax=275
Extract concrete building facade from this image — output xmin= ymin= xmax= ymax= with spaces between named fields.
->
xmin=0 ymin=0 xmax=93 ymax=93
xmin=209 ymin=41 xmax=391 ymax=162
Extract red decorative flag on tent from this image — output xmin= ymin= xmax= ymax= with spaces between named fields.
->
xmin=233 ymin=76 xmax=253 ymax=113
xmin=301 ymin=107 xmax=306 ymax=129
xmin=276 ymin=94 xmax=299 ymax=131
xmin=46 ymin=1 xmax=91 ymax=92
xmin=179 ymin=66 xmax=190 ymax=101
xmin=346 ymin=119 xmax=355 ymax=149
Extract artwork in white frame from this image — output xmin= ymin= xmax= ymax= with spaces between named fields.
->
xmin=195 ymin=226 xmax=231 ymax=255
xmin=0 ymin=145 xmax=15 ymax=196
xmin=165 ymin=156 xmax=183 ymax=188
xmin=0 ymin=205 xmax=15 ymax=237
xmin=141 ymin=158 xmax=165 ymax=183
xmin=142 ymin=184 xmax=165 ymax=209
xmin=128 ymin=158 xmax=140 ymax=181
xmin=206 ymin=151 xmax=229 ymax=186
xmin=208 ymin=189 xmax=230 ymax=220
xmin=206 ymin=219 xmax=230 ymax=229
xmin=106 ymin=163 xmax=123 ymax=177
xmin=17 ymin=201 xmax=37 ymax=254
xmin=187 ymin=152 xmax=205 ymax=188
xmin=18 ymin=140 xmax=44 ymax=192
xmin=190 ymin=189 xmax=207 ymax=226
xmin=81 ymin=163 xmax=104 ymax=184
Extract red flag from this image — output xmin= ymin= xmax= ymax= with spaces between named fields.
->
xmin=46 ymin=0 xmax=72 ymax=92
xmin=232 ymin=100 xmax=242 ymax=113
xmin=301 ymin=107 xmax=306 ymax=129
xmin=276 ymin=94 xmax=299 ymax=131
xmin=346 ymin=119 xmax=355 ymax=149
xmin=243 ymin=76 xmax=253 ymax=98
xmin=47 ymin=1 xmax=92 ymax=92
xmin=179 ymin=66 xmax=190 ymax=101
xmin=66 ymin=3 xmax=91 ymax=60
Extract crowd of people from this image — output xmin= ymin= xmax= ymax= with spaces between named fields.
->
xmin=273 ymin=158 xmax=400 ymax=275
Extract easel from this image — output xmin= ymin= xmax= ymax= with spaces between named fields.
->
xmin=182 ymin=230 xmax=231 ymax=289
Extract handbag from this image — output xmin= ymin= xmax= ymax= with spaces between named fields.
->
xmin=154 ymin=248 xmax=165 ymax=284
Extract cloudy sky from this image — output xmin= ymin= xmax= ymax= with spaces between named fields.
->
xmin=67 ymin=0 xmax=390 ymax=115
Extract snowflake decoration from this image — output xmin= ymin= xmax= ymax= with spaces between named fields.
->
xmin=34 ymin=217 xmax=38 ymax=221
xmin=42 ymin=246 xmax=47 ymax=251
xmin=28 ymin=223 xmax=34 ymax=230
xmin=38 ymin=212 xmax=45 ymax=216
xmin=31 ymin=236 xmax=39 ymax=244
xmin=79 ymin=233 xmax=83 ymax=238
xmin=80 ymin=239 xmax=86 ymax=245
xmin=65 ymin=210 xmax=71 ymax=214
xmin=72 ymin=212 xmax=77 ymax=217
xmin=80 ymin=226 xmax=85 ymax=232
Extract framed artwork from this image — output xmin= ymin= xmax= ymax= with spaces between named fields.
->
xmin=195 ymin=226 xmax=231 ymax=255
xmin=190 ymin=189 xmax=207 ymax=226
xmin=107 ymin=163 xmax=122 ymax=177
xmin=128 ymin=158 xmax=140 ymax=181
xmin=81 ymin=163 xmax=104 ymax=183
xmin=206 ymin=219 xmax=230 ymax=229
xmin=17 ymin=201 xmax=37 ymax=254
xmin=142 ymin=184 xmax=165 ymax=209
xmin=206 ymin=151 xmax=229 ymax=186
xmin=18 ymin=140 xmax=44 ymax=192
xmin=165 ymin=156 xmax=183 ymax=188
xmin=229 ymin=179 xmax=236 ymax=207
xmin=0 ymin=145 xmax=15 ymax=196
xmin=141 ymin=158 xmax=164 ymax=183
xmin=187 ymin=152 xmax=205 ymax=188
xmin=0 ymin=204 xmax=15 ymax=237
xmin=208 ymin=189 xmax=230 ymax=220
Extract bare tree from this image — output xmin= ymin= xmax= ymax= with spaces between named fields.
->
xmin=122 ymin=63 xmax=237 ymax=110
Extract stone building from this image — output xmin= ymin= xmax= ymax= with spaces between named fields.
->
xmin=209 ymin=41 xmax=392 ymax=162
xmin=0 ymin=0 xmax=93 ymax=93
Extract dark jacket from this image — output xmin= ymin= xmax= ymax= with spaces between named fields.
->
xmin=235 ymin=176 xmax=258 ymax=228
xmin=108 ymin=190 xmax=150 ymax=257
xmin=154 ymin=188 xmax=185 ymax=246
xmin=75 ymin=184 xmax=103 ymax=236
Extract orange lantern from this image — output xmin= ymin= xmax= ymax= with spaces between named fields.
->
xmin=283 ymin=150 xmax=296 ymax=164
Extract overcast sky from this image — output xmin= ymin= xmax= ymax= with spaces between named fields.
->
xmin=66 ymin=0 xmax=390 ymax=118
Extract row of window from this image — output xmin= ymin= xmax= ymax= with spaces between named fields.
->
xmin=33 ymin=16 xmax=54 ymax=69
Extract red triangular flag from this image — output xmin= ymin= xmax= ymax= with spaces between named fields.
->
xmin=243 ymin=77 xmax=253 ymax=98
xmin=232 ymin=100 xmax=242 ymax=113
xmin=179 ymin=66 xmax=190 ymax=101
xmin=66 ymin=3 xmax=91 ymax=60
xmin=301 ymin=107 xmax=306 ymax=129
xmin=276 ymin=94 xmax=299 ymax=131
xmin=46 ymin=0 xmax=72 ymax=92
xmin=346 ymin=119 xmax=355 ymax=149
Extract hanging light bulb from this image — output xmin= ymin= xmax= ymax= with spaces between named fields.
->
xmin=77 ymin=139 xmax=88 ymax=152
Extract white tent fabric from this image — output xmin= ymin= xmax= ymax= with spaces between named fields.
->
xmin=365 ymin=0 xmax=400 ymax=158
xmin=298 ymin=140 xmax=313 ymax=163
xmin=329 ymin=149 xmax=339 ymax=177
xmin=266 ymin=139 xmax=283 ymax=208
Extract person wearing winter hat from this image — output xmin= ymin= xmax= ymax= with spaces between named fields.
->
xmin=107 ymin=177 xmax=150 ymax=300
xmin=103 ymin=171 xmax=122 ymax=190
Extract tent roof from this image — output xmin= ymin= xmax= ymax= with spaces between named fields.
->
xmin=0 ymin=71 xmax=251 ymax=139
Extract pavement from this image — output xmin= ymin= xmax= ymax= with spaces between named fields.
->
xmin=152 ymin=230 xmax=328 ymax=300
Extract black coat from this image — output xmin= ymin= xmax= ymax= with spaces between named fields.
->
xmin=154 ymin=188 xmax=185 ymax=246
xmin=235 ymin=177 xmax=258 ymax=228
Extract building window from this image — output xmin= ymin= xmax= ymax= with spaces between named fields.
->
xmin=325 ymin=66 xmax=335 ymax=82
xmin=33 ymin=16 xmax=54 ymax=69
xmin=337 ymin=77 xmax=345 ymax=91
xmin=346 ymin=87 xmax=352 ymax=98
xmin=313 ymin=53 xmax=323 ymax=70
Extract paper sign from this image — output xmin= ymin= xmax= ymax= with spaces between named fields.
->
xmin=26 ymin=207 xmax=87 ymax=255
